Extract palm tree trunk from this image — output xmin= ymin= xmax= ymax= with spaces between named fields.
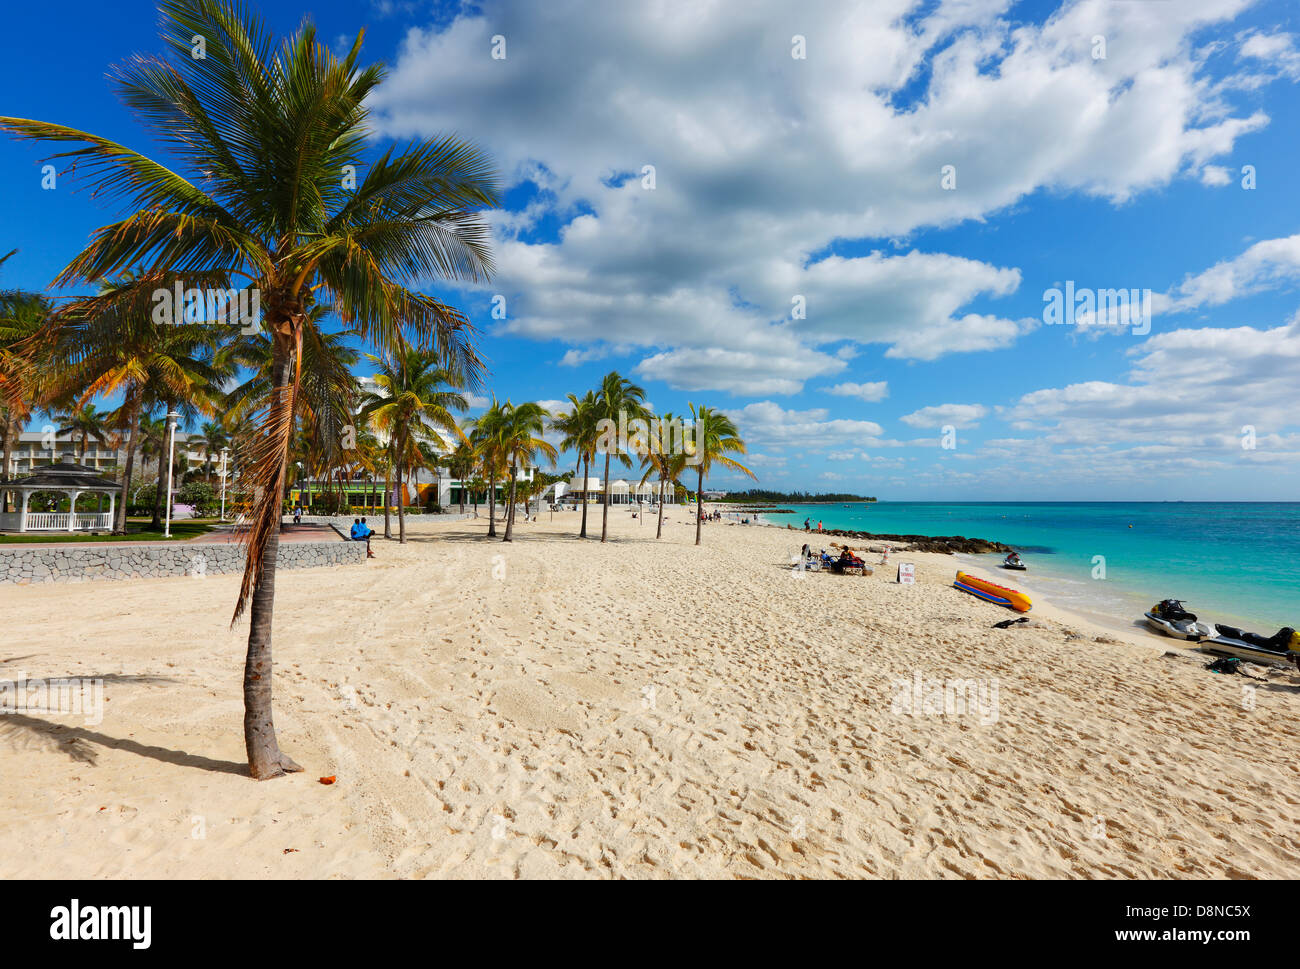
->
xmin=656 ymin=478 xmax=665 ymax=539
xmin=579 ymin=454 xmax=590 ymax=538
xmin=1 ymin=417 xmax=16 ymax=513
xmin=695 ymin=467 xmax=704 ymax=546
xmin=503 ymin=459 xmax=518 ymax=542
xmin=243 ymin=337 xmax=302 ymax=780
xmin=600 ymin=451 xmax=612 ymax=542
xmin=487 ymin=468 xmax=498 ymax=538
xmin=383 ymin=463 xmax=392 ymax=538
xmin=396 ymin=454 xmax=407 ymax=544
xmin=114 ymin=396 xmax=142 ymax=535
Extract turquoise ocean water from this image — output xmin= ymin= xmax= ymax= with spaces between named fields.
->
xmin=759 ymin=502 xmax=1298 ymax=632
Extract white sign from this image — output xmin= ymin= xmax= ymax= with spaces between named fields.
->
xmin=897 ymin=563 xmax=915 ymax=584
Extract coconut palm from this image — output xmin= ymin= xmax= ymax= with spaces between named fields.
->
xmin=593 ymin=372 xmax=649 ymax=542
xmin=359 ymin=348 xmax=468 ymax=543
xmin=552 ymin=390 xmax=599 ymax=538
xmin=446 ymin=439 xmax=476 ymax=514
xmin=0 ymin=290 xmax=52 ymax=511
xmin=38 ymin=276 xmax=225 ymax=535
xmin=687 ymin=403 xmax=756 ymax=546
xmin=1 ymin=0 xmax=497 ymax=778
xmin=52 ymin=402 xmax=112 ymax=463
xmin=469 ymin=398 xmax=509 ymax=539
xmin=495 ymin=401 xmax=556 ymax=542
xmin=636 ymin=411 xmax=688 ymax=540
xmin=196 ymin=420 xmax=230 ymax=479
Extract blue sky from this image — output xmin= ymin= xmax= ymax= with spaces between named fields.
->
xmin=3 ymin=0 xmax=1300 ymax=499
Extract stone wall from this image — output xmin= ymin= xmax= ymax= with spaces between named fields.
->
xmin=0 ymin=539 xmax=365 ymax=585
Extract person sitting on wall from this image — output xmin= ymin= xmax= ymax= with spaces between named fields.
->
xmin=354 ymin=517 xmax=375 ymax=558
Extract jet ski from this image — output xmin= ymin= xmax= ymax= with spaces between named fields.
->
xmin=1001 ymin=553 xmax=1027 ymax=571
xmin=1143 ymin=599 xmax=1215 ymax=641
xmin=1198 ymin=625 xmax=1300 ymax=666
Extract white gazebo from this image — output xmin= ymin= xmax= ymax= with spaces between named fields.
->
xmin=608 ymin=479 xmax=631 ymax=504
xmin=0 ymin=462 xmax=121 ymax=533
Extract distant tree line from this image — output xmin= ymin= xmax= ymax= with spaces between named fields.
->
xmin=718 ymin=489 xmax=876 ymax=503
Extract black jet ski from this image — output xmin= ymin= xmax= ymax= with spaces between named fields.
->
xmin=1001 ymin=553 xmax=1026 ymax=571
xmin=1144 ymin=599 xmax=1215 ymax=641
xmin=1199 ymin=625 xmax=1300 ymax=666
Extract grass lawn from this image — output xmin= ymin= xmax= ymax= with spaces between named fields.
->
xmin=0 ymin=519 xmax=217 ymax=544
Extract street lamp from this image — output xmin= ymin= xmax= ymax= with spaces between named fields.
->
xmin=219 ymin=446 xmax=230 ymax=521
xmin=163 ymin=410 xmax=180 ymax=538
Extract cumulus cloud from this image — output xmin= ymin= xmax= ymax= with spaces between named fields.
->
xmin=1163 ymin=234 xmax=1300 ymax=312
xmin=369 ymin=0 xmax=1271 ymax=393
xmin=823 ymin=381 xmax=889 ymax=403
xmin=900 ymin=403 xmax=990 ymax=429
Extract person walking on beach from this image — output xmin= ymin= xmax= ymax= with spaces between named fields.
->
xmin=817 ymin=520 xmax=823 ymax=532
xmin=804 ymin=518 xmax=810 ymax=532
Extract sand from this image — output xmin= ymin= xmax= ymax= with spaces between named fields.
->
xmin=2 ymin=509 xmax=1299 ymax=879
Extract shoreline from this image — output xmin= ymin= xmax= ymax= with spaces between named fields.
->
xmin=744 ymin=509 xmax=1168 ymax=650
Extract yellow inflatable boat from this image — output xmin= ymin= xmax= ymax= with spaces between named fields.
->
xmin=954 ymin=571 xmax=1032 ymax=612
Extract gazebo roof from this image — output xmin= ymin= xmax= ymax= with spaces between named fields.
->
xmin=9 ymin=461 xmax=122 ymax=491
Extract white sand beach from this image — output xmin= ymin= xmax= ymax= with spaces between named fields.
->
xmin=3 ymin=511 xmax=1298 ymax=879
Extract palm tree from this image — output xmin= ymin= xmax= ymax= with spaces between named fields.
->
xmin=496 ymin=401 xmax=556 ymax=542
xmin=196 ymin=420 xmax=230 ymax=479
xmin=52 ymin=402 xmax=111 ymax=464
xmin=687 ymin=403 xmax=756 ymax=546
xmin=359 ymin=349 xmax=468 ymax=544
xmin=636 ymin=411 xmax=688 ymax=540
xmin=0 ymin=290 xmax=52 ymax=512
xmin=552 ymin=390 xmax=599 ymax=538
xmin=594 ymin=372 xmax=649 ymax=542
xmin=446 ymin=440 xmax=476 ymax=515
xmin=1 ymin=0 xmax=498 ymax=778
xmin=470 ymin=398 xmax=509 ymax=539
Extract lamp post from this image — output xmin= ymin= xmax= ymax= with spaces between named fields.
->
xmin=163 ymin=410 xmax=179 ymax=538
xmin=219 ymin=446 xmax=230 ymax=521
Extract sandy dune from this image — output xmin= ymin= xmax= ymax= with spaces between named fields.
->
xmin=2 ymin=510 xmax=1298 ymax=879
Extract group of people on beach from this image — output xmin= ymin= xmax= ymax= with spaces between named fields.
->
xmin=803 ymin=518 xmax=824 ymax=533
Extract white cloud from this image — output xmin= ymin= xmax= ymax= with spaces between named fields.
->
xmin=1164 ymin=234 xmax=1300 ymax=312
xmin=370 ymin=0 xmax=1271 ymax=393
xmin=723 ymin=401 xmax=886 ymax=450
xmin=823 ymin=381 xmax=889 ymax=403
xmin=900 ymin=403 xmax=990 ymax=429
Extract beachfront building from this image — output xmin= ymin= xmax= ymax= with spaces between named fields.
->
xmin=7 ymin=429 xmax=216 ymax=479
xmin=290 ymin=464 xmax=533 ymax=512
xmin=0 ymin=461 xmax=122 ymax=532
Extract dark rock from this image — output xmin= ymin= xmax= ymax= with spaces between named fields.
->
xmin=814 ymin=528 xmax=1012 ymax=555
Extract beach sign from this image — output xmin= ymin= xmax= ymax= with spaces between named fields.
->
xmin=897 ymin=563 xmax=915 ymax=584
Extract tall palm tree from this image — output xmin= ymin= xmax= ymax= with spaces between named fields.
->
xmin=0 ymin=290 xmax=52 ymax=511
xmin=197 ymin=420 xmax=230 ymax=479
xmin=687 ymin=403 xmax=756 ymax=546
xmin=38 ymin=277 xmax=224 ymax=535
xmin=1 ymin=0 xmax=498 ymax=778
xmin=496 ymin=401 xmax=556 ymax=542
xmin=594 ymin=372 xmax=649 ymax=543
xmin=359 ymin=348 xmax=468 ymax=543
xmin=470 ymin=398 xmax=509 ymax=539
xmin=53 ymin=402 xmax=113 ymax=463
xmin=636 ymin=411 xmax=688 ymax=541
xmin=446 ymin=439 xmax=475 ymax=514
xmin=552 ymin=390 xmax=599 ymax=538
